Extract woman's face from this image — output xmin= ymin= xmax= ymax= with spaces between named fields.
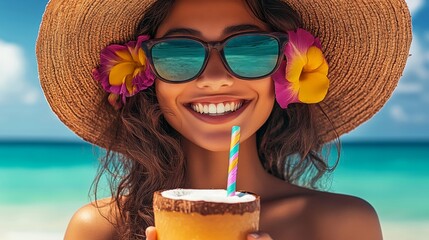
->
xmin=155 ymin=0 xmax=275 ymax=151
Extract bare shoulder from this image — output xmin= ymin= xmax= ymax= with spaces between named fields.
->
xmin=261 ymin=185 xmax=383 ymax=240
xmin=307 ymin=190 xmax=383 ymax=240
xmin=64 ymin=197 xmax=119 ymax=240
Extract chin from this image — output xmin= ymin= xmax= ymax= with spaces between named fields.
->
xmin=198 ymin=142 xmax=231 ymax=152
xmin=186 ymin=133 xmax=233 ymax=152
xmin=183 ymin=128 xmax=255 ymax=153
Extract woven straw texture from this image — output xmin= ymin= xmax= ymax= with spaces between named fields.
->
xmin=36 ymin=0 xmax=412 ymax=149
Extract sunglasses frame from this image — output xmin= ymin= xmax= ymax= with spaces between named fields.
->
xmin=141 ymin=32 xmax=289 ymax=83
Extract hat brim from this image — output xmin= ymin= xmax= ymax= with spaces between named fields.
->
xmin=36 ymin=0 xmax=412 ymax=149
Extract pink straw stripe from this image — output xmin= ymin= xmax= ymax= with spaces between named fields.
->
xmin=227 ymin=169 xmax=237 ymax=186
xmin=227 ymin=126 xmax=240 ymax=197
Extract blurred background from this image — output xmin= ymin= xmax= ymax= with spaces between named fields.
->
xmin=0 ymin=0 xmax=428 ymax=239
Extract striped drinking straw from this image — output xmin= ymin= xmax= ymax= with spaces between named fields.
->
xmin=227 ymin=126 xmax=240 ymax=197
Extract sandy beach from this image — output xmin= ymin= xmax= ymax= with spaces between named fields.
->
xmin=382 ymin=221 xmax=429 ymax=240
xmin=1 ymin=204 xmax=428 ymax=240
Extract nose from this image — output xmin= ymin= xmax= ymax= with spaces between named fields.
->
xmin=195 ymin=49 xmax=233 ymax=90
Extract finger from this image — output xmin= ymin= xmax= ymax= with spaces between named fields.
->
xmin=247 ymin=232 xmax=273 ymax=240
xmin=145 ymin=226 xmax=157 ymax=240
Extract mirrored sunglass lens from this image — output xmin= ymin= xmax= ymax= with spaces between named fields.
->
xmin=152 ymin=39 xmax=205 ymax=81
xmin=224 ymin=35 xmax=279 ymax=78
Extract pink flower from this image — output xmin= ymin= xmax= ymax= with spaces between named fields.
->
xmin=92 ymin=35 xmax=155 ymax=110
xmin=272 ymin=28 xmax=330 ymax=109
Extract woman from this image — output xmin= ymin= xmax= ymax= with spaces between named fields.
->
xmin=36 ymin=0 xmax=412 ymax=239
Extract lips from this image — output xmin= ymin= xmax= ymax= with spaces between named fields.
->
xmin=190 ymin=100 xmax=244 ymax=116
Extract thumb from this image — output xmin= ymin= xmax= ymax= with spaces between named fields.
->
xmin=145 ymin=226 xmax=157 ymax=240
xmin=248 ymin=232 xmax=273 ymax=240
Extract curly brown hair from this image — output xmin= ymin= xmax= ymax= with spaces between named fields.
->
xmin=92 ymin=0 xmax=339 ymax=239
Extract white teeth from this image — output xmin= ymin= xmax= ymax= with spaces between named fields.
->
xmin=216 ymin=103 xmax=225 ymax=113
xmin=230 ymin=102 xmax=235 ymax=111
xmin=224 ymin=103 xmax=231 ymax=112
xmin=198 ymin=103 xmax=203 ymax=113
xmin=191 ymin=101 xmax=244 ymax=115
xmin=209 ymin=104 xmax=216 ymax=114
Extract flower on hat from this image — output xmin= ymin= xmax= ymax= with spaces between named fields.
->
xmin=92 ymin=35 xmax=155 ymax=110
xmin=272 ymin=28 xmax=330 ymax=109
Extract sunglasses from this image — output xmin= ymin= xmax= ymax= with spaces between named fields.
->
xmin=141 ymin=32 xmax=288 ymax=83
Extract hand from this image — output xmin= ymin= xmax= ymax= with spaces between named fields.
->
xmin=248 ymin=232 xmax=273 ymax=240
xmin=145 ymin=226 xmax=157 ymax=240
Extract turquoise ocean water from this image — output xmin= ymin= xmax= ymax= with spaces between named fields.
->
xmin=0 ymin=141 xmax=428 ymax=239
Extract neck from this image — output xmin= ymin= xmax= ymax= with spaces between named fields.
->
xmin=182 ymin=134 xmax=279 ymax=195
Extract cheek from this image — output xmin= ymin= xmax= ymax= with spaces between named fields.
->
xmin=255 ymin=79 xmax=275 ymax=121
xmin=261 ymin=78 xmax=275 ymax=104
xmin=155 ymin=80 xmax=182 ymax=126
xmin=155 ymin=81 xmax=169 ymax=110
xmin=255 ymin=77 xmax=275 ymax=114
xmin=260 ymin=80 xmax=275 ymax=118
xmin=239 ymin=78 xmax=275 ymax=142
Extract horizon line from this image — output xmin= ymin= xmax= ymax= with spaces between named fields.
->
xmin=1 ymin=138 xmax=429 ymax=145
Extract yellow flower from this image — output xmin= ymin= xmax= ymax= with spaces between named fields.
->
xmin=272 ymin=29 xmax=329 ymax=108
xmin=92 ymin=35 xmax=155 ymax=109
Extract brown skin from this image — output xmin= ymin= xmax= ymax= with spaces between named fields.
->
xmin=65 ymin=187 xmax=382 ymax=240
xmin=64 ymin=0 xmax=383 ymax=239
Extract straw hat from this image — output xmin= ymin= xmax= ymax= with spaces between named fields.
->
xmin=36 ymin=0 xmax=412 ymax=149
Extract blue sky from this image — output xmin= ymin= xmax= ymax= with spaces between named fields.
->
xmin=0 ymin=0 xmax=428 ymax=142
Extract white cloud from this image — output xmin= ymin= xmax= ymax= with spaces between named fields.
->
xmin=403 ymin=34 xmax=429 ymax=79
xmin=395 ymin=82 xmax=424 ymax=94
xmin=389 ymin=105 xmax=426 ymax=123
xmin=390 ymin=29 xmax=429 ymax=125
xmin=0 ymin=39 xmax=39 ymax=105
xmin=405 ymin=0 xmax=424 ymax=15
xmin=390 ymin=105 xmax=408 ymax=122
xmin=22 ymin=90 xmax=40 ymax=105
xmin=399 ymin=32 xmax=429 ymax=103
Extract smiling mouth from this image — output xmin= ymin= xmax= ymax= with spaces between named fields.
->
xmin=189 ymin=100 xmax=245 ymax=116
